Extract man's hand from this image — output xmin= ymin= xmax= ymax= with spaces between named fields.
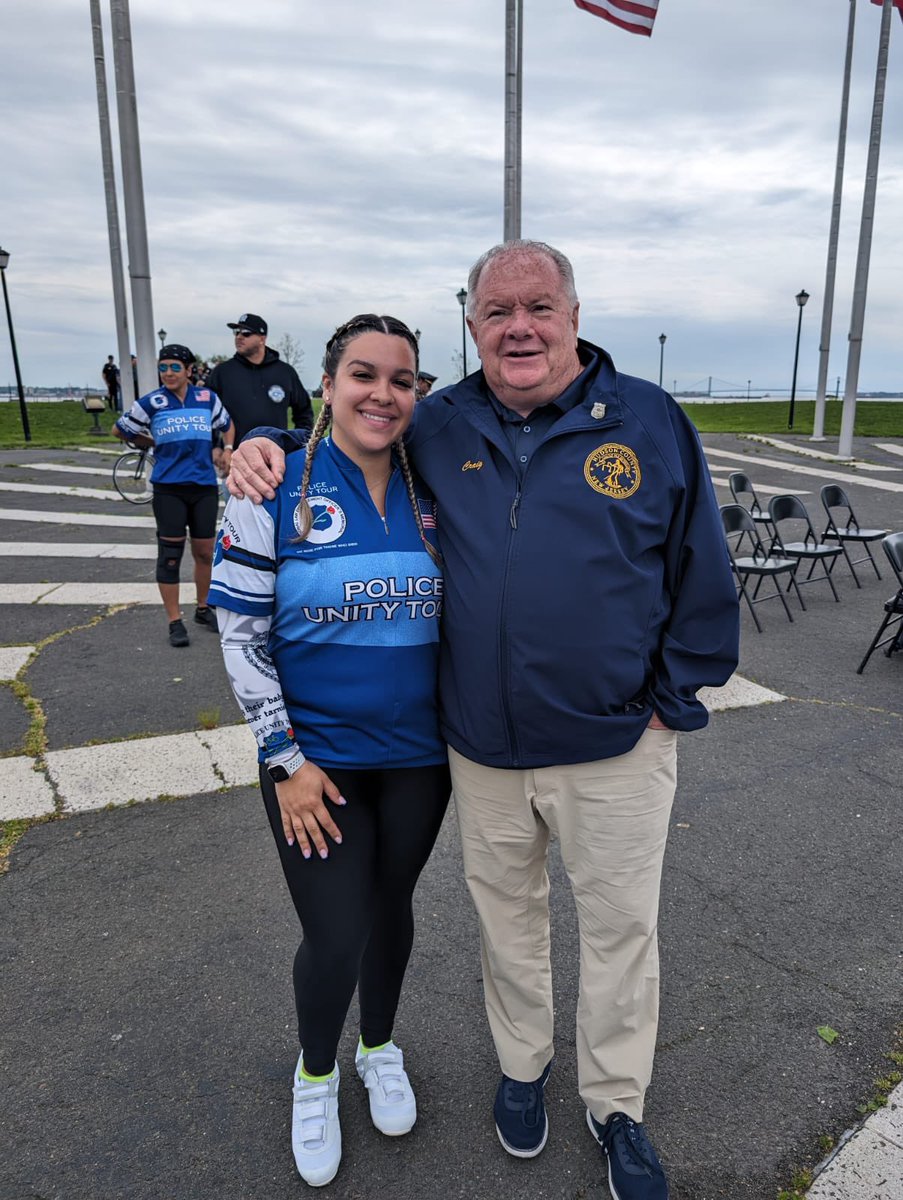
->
xmin=227 ymin=436 xmax=287 ymax=502
xmin=275 ymin=762 xmax=346 ymax=860
xmin=647 ymin=712 xmax=671 ymax=731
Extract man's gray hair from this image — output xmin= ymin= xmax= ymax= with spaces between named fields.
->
xmin=466 ymin=240 xmax=578 ymax=317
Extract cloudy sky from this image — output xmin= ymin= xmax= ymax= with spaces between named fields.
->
xmin=3 ymin=0 xmax=901 ymax=394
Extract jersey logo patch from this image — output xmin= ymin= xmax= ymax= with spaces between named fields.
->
xmin=584 ymin=443 xmax=641 ymax=499
xmin=295 ymin=496 xmax=347 ymax=544
xmin=149 ymin=393 xmax=168 ymax=409
xmin=268 ymin=385 xmax=286 ymax=402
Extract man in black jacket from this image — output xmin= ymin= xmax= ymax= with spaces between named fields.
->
xmin=206 ymin=313 xmax=314 ymax=447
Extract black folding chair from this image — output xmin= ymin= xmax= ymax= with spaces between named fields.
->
xmin=857 ymin=532 xmax=903 ymax=673
xmin=819 ymin=484 xmax=888 ymax=588
xmin=720 ymin=504 xmax=804 ymax=633
xmin=768 ymin=494 xmax=844 ymax=602
xmin=728 ymin=472 xmax=774 ymax=542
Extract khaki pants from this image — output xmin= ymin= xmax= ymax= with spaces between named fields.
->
xmin=449 ymin=728 xmax=677 ymax=1123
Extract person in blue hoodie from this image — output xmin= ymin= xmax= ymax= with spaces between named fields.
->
xmin=226 ymin=243 xmax=739 ymax=1200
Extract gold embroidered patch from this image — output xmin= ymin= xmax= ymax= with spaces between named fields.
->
xmin=584 ymin=443 xmax=641 ymax=499
xmin=461 ymin=460 xmax=483 ymax=472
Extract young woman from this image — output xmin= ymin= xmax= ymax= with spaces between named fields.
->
xmin=114 ymin=343 xmax=234 ymax=646
xmin=208 ymin=315 xmax=449 ymax=1187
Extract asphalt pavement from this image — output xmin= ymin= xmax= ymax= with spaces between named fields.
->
xmin=0 ymin=434 xmax=901 ymax=1200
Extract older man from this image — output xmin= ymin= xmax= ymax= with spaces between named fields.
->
xmin=227 ymin=242 xmax=739 ymax=1200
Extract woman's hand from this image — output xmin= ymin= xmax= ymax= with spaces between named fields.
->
xmin=275 ymin=762 xmax=346 ymax=860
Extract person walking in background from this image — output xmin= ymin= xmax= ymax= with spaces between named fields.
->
xmin=101 ymin=355 xmax=119 ymax=410
xmin=208 ymin=314 xmax=448 ymax=1188
xmin=415 ymin=370 xmax=437 ymax=400
xmin=114 ymin=343 xmax=233 ymax=647
xmin=205 ymin=312 xmax=314 ymax=447
xmin=227 ymin=241 xmax=739 ymax=1200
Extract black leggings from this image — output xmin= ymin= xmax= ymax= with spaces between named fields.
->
xmin=260 ymin=761 xmax=450 ymax=1075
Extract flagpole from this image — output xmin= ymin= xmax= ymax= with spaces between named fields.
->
xmin=503 ymin=0 xmax=523 ymax=241
xmin=89 ymin=0 xmax=134 ymax=414
xmin=812 ymin=0 xmax=856 ymax=442
xmin=109 ymin=0 xmax=157 ymax=398
xmin=838 ymin=0 xmax=894 ymax=459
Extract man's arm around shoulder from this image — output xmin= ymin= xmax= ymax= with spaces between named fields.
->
xmin=227 ymin=426 xmax=308 ymax=502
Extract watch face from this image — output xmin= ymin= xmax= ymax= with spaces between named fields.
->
xmin=268 ymin=764 xmax=290 ymax=782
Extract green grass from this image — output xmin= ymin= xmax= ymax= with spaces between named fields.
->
xmin=0 ymin=400 xmax=118 ymax=449
xmin=1 ymin=397 xmax=900 ymax=450
xmin=681 ymin=399 xmax=903 ymax=437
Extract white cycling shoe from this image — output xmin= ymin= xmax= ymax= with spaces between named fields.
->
xmin=355 ymin=1040 xmax=417 ymax=1136
xmin=291 ymin=1055 xmax=341 ymax=1187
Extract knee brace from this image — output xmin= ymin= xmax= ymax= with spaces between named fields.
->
xmin=156 ymin=538 xmax=185 ymax=584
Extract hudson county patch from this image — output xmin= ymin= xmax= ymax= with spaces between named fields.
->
xmin=583 ymin=443 xmax=641 ymax=499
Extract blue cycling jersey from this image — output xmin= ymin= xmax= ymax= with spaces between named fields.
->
xmin=207 ymin=437 xmax=445 ymax=770
xmin=115 ymin=384 xmax=230 ymax=486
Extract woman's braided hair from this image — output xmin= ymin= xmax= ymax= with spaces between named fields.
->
xmin=293 ymin=314 xmax=441 ymax=566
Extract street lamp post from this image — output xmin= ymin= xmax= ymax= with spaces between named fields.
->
xmin=157 ymin=328 xmax=166 ymax=348
xmin=788 ymin=288 xmax=810 ymax=429
xmin=0 ymin=248 xmax=31 ymax=442
xmin=658 ymin=333 xmax=666 ymax=387
xmin=456 ymin=288 xmax=468 ymax=377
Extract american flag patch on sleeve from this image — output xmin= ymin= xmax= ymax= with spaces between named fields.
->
xmin=418 ymin=498 xmax=437 ymax=529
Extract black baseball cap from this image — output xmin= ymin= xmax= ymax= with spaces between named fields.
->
xmin=417 ymin=371 xmax=437 ymax=383
xmin=227 ymin=313 xmax=267 ymax=335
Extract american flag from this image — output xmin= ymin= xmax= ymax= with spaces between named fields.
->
xmin=418 ymin=498 xmax=437 ymax=529
xmin=871 ymin=0 xmax=903 ymax=19
xmin=573 ymin=0 xmax=660 ymax=37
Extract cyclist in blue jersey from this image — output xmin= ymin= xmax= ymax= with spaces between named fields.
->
xmin=115 ymin=343 xmax=234 ymax=647
xmin=208 ymin=315 xmax=449 ymax=1188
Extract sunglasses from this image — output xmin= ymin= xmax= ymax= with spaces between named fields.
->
xmin=158 ymin=363 xmax=185 ymax=373
xmin=233 ymin=329 xmax=258 ymax=337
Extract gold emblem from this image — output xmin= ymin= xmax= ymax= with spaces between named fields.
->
xmin=584 ymin=443 xmax=641 ymax=499
xmin=461 ymin=460 xmax=483 ymax=472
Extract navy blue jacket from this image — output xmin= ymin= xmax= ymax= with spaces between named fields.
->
xmin=261 ymin=339 xmax=739 ymax=768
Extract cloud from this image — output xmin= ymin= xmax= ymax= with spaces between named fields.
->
xmin=0 ymin=0 xmax=900 ymax=395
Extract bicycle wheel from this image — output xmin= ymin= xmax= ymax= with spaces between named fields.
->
xmin=113 ymin=450 xmax=153 ymax=504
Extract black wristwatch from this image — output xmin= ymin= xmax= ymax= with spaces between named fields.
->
xmin=266 ymin=750 xmax=306 ymax=782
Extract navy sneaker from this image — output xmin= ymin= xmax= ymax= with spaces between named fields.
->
xmin=493 ymin=1061 xmax=552 ymax=1158
xmin=586 ymin=1110 xmax=669 ymax=1200
xmin=194 ymin=605 xmax=218 ymax=632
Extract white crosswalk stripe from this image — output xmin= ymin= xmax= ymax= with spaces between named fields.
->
xmin=704 ymin=447 xmax=903 ymax=494
xmin=0 ymin=507 xmax=155 ymax=527
xmin=21 ymin=462 xmax=115 ymax=477
xmin=742 ymin=436 xmax=901 ymax=472
xmin=0 ymin=542 xmax=155 ymax=558
xmin=0 ymin=480 xmax=120 ymax=501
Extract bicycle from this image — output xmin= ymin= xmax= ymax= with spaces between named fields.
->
xmin=112 ymin=445 xmax=155 ymax=504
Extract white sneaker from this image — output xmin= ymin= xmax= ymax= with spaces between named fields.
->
xmin=291 ymin=1055 xmax=341 ymax=1187
xmin=355 ymin=1039 xmax=417 ymax=1136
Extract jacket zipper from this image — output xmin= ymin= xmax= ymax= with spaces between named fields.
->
xmin=497 ymin=411 xmax=622 ymax=764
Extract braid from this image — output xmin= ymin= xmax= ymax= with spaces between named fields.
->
xmin=395 ymin=439 xmax=442 ymax=567
xmin=292 ymin=404 xmax=333 ymax=543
